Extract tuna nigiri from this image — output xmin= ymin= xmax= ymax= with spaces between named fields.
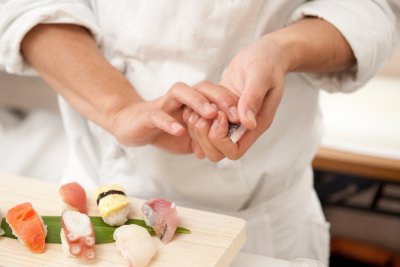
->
xmin=141 ymin=198 xmax=178 ymax=244
xmin=113 ymin=224 xmax=156 ymax=267
xmin=5 ymin=202 xmax=47 ymax=253
xmin=94 ymin=184 xmax=130 ymax=226
xmin=60 ymin=210 xmax=96 ymax=260
xmin=59 ymin=182 xmax=88 ymax=213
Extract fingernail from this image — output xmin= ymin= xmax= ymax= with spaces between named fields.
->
xmin=171 ymin=122 xmax=183 ymax=133
xmin=203 ymin=103 xmax=217 ymax=114
xmin=228 ymin=106 xmax=239 ymax=121
xmin=189 ymin=113 xmax=199 ymax=124
xmin=246 ymin=110 xmax=257 ymax=127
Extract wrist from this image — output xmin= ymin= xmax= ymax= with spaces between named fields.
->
xmin=260 ymin=29 xmax=306 ymax=73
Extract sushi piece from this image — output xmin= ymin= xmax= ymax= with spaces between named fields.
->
xmin=142 ymin=198 xmax=178 ymax=244
xmin=113 ymin=224 xmax=156 ymax=267
xmin=228 ymin=123 xmax=247 ymax=144
xmin=94 ymin=184 xmax=130 ymax=226
xmin=60 ymin=210 xmax=96 ymax=260
xmin=5 ymin=202 xmax=47 ymax=253
xmin=0 ymin=209 xmax=4 ymax=236
xmin=59 ymin=182 xmax=88 ymax=213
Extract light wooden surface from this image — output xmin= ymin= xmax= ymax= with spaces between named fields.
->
xmin=0 ymin=173 xmax=246 ymax=267
xmin=313 ymin=147 xmax=400 ymax=182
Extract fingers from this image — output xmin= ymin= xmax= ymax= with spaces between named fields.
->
xmin=208 ymin=111 xmax=240 ymax=159
xmin=163 ymin=82 xmax=218 ymax=119
xmin=194 ymin=81 xmax=240 ymax=124
xmin=237 ymin=69 xmax=273 ymax=129
xmin=192 ymin=116 xmax=225 ymax=162
xmin=149 ymin=109 xmax=185 ymax=136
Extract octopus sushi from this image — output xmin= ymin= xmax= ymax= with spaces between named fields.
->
xmin=113 ymin=224 xmax=156 ymax=267
xmin=5 ymin=202 xmax=47 ymax=253
xmin=94 ymin=184 xmax=130 ymax=226
xmin=142 ymin=198 xmax=178 ymax=244
xmin=60 ymin=210 xmax=96 ymax=260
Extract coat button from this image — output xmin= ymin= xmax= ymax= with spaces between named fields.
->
xmin=110 ymin=57 xmax=127 ymax=73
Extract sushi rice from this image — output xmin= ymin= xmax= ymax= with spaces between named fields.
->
xmin=94 ymin=184 xmax=130 ymax=226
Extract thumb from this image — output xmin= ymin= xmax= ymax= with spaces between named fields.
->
xmin=238 ymin=70 xmax=271 ymax=130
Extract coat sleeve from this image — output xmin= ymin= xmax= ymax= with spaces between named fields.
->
xmin=289 ymin=0 xmax=400 ymax=93
xmin=0 ymin=0 xmax=101 ymax=75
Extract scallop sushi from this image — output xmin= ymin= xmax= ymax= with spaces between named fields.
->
xmin=60 ymin=210 xmax=96 ymax=260
xmin=94 ymin=184 xmax=130 ymax=226
xmin=5 ymin=202 xmax=47 ymax=253
xmin=142 ymin=198 xmax=178 ymax=244
xmin=113 ymin=224 xmax=156 ymax=267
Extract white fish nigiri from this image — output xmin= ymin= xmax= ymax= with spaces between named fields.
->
xmin=113 ymin=225 xmax=156 ymax=267
xmin=142 ymin=198 xmax=178 ymax=244
xmin=60 ymin=210 xmax=96 ymax=260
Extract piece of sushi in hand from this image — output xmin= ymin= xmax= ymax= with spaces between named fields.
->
xmin=228 ymin=123 xmax=247 ymax=144
xmin=59 ymin=182 xmax=88 ymax=213
xmin=113 ymin=224 xmax=156 ymax=267
xmin=60 ymin=210 xmax=96 ymax=260
xmin=94 ymin=184 xmax=130 ymax=226
xmin=5 ymin=202 xmax=47 ymax=253
xmin=142 ymin=198 xmax=178 ymax=244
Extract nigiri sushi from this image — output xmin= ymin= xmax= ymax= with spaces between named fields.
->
xmin=0 ymin=209 xmax=4 ymax=236
xmin=228 ymin=123 xmax=247 ymax=144
xmin=94 ymin=184 xmax=130 ymax=226
xmin=60 ymin=210 xmax=96 ymax=260
xmin=5 ymin=202 xmax=47 ymax=253
xmin=113 ymin=224 xmax=156 ymax=267
xmin=142 ymin=198 xmax=178 ymax=244
xmin=59 ymin=182 xmax=88 ymax=213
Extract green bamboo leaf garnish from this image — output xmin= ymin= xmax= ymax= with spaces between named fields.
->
xmin=1 ymin=216 xmax=191 ymax=244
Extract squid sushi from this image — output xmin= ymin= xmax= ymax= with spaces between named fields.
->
xmin=94 ymin=184 xmax=130 ymax=226
xmin=5 ymin=202 xmax=47 ymax=253
xmin=142 ymin=198 xmax=178 ymax=244
xmin=60 ymin=210 xmax=96 ymax=260
xmin=113 ymin=224 xmax=156 ymax=267
xmin=59 ymin=182 xmax=88 ymax=213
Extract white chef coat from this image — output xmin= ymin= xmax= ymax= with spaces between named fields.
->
xmin=0 ymin=0 xmax=399 ymax=265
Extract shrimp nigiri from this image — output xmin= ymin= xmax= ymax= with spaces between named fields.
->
xmin=142 ymin=198 xmax=178 ymax=244
xmin=5 ymin=202 xmax=47 ymax=253
xmin=59 ymin=182 xmax=88 ymax=213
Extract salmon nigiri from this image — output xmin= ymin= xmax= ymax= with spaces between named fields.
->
xmin=142 ymin=198 xmax=178 ymax=244
xmin=59 ymin=182 xmax=87 ymax=214
xmin=6 ymin=202 xmax=47 ymax=253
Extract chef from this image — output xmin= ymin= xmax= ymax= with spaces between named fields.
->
xmin=0 ymin=1 xmax=399 ymax=265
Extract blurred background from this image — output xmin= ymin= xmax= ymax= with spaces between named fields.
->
xmin=0 ymin=48 xmax=399 ymax=266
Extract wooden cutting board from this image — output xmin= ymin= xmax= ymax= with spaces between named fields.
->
xmin=0 ymin=173 xmax=246 ymax=267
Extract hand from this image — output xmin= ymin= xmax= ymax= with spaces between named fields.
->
xmin=182 ymin=81 xmax=240 ymax=160
xmin=183 ymin=37 xmax=289 ymax=161
xmin=110 ymin=82 xmax=217 ymax=154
